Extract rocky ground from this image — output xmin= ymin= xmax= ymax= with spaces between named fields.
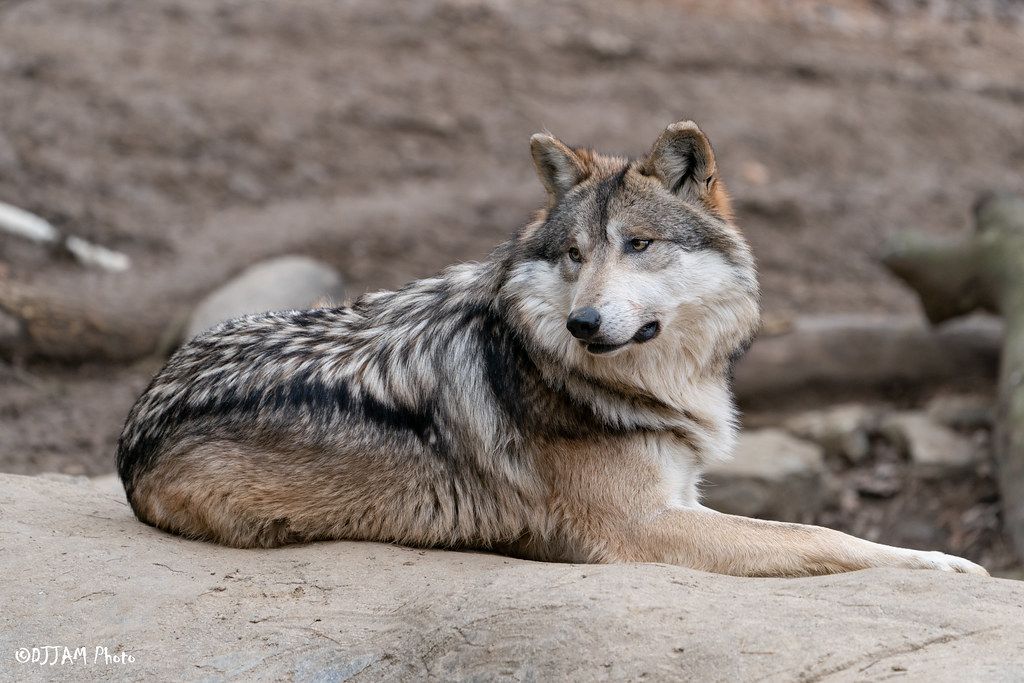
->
xmin=710 ymin=394 xmax=1021 ymax=577
xmin=3 ymin=474 xmax=1023 ymax=681
xmin=2 ymin=0 xmax=1024 ymax=574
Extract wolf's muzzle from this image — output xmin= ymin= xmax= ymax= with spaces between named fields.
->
xmin=571 ymin=315 xmax=662 ymax=356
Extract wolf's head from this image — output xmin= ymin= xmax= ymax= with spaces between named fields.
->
xmin=503 ymin=121 xmax=760 ymax=385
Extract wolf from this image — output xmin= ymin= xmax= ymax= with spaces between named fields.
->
xmin=117 ymin=121 xmax=987 ymax=577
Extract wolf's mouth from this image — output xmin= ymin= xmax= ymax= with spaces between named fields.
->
xmin=584 ymin=341 xmax=627 ymax=355
xmin=582 ymin=322 xmax=661 ymax=355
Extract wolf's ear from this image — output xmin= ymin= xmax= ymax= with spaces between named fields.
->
xmin=530 ymin=133 xmax=589 ymax=203
xmin=642 ymin=121 xmax=731 ymax=218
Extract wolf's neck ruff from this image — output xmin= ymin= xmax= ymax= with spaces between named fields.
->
xmin=495 ymin=256 xmax=744 ymax=467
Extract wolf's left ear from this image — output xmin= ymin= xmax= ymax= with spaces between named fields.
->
xmin=641 ymin=121 xmax=731 ymax=219
xmin=530 ymin=133 xmax=590 ymax=203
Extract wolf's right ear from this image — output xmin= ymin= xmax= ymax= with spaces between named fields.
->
xmin=530 ymin=133 xmax=589 ymax=203
xmin=641 ymin=121 xmax=731 ymax=218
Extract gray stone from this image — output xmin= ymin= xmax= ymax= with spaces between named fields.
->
xmin=881 ymin=412 xmax=979 ymax=477
xmin=702 ymin=428 xmax=826 ymax=521
xmin=784 ymin=403 xmax=879 ymax=463
xmin=186 ymin=255 xmax=345 ymax=339
xmin=926 ymin=393 xmax=995 ymax=431
xmin=3 ymin=473 xmax=1023 ymax=681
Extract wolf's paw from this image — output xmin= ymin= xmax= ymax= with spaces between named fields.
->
xmin=899 ymin=549 xmax=989 ymax=576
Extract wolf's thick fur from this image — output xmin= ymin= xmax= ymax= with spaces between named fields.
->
xmin=117 ymin=121 xmax=986 ymax=577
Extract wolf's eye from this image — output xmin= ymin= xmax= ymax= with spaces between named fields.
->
xmin=567 ymin=246 xmax=583 ymax=263
xmin=627 ymin=238 xmax=652 ymax=253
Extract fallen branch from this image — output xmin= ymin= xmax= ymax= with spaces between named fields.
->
xmin=0 ymin=279 xmax=173 ymax=362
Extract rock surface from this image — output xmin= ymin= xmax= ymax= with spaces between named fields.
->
xmin=702 ymin=429 xmax=826 ymax=521
xmin=185 ymin=255 xmax=345 ymax=340
xmin=3 ymin=474 xmax=1024 ymax=682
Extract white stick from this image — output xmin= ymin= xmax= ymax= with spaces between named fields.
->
xmin=64 ymin=236 xmax=131 ymax=272
xmin=0 ymin=201 xmax=59 ymax=243
xmin=0 ymin=200 xmax=131 ymax=272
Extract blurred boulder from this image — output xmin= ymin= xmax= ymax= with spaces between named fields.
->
xmin=783 ymin=403 xmax=879 ymax=463
xmin=702 ymin=429 xmax=825 ymax=521
xmin=881 ymin=412 xmax=979 ymax=477
xmin=186 ymin=255 xmax=344 ymax=340
xmin=925 ymin=393 xmax=994 ymax=431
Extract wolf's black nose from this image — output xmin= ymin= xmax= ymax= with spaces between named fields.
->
xmin=567 ymin=307 xmax=601 ymax=340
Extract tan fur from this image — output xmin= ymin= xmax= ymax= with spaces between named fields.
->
xmin=522 ymin=434 xmax=977 ymax=575
xmin=136 ymin=439 xmax=544 ymax=550
xmin=137 ymin=431 xmax=986 ymax=575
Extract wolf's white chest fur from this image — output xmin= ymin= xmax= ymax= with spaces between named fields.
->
xmin=650 ymin=435 xmax=705 ymax=508
xmin=645 ymin=382 xmax=737 ymax=511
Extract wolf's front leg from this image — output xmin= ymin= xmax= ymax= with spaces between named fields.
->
xmin=614 ymin=507 xmax=988 ymax=577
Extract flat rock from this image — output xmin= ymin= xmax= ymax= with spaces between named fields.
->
xmin=185 ymin=255 xmax=345 ymax=340
xmin=881 ymin=412 xmax=980 ymax=477
xmin=701 ymin=428 xmax=826 ymax=522
xmin=3 ymin=474 xmax=1023 ymax=681
xmin=3 ymin=474 xmax=1024 ymax=680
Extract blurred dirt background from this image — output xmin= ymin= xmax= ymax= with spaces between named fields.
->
xmin=1 ymin=0 xmax=1024 ymax=570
